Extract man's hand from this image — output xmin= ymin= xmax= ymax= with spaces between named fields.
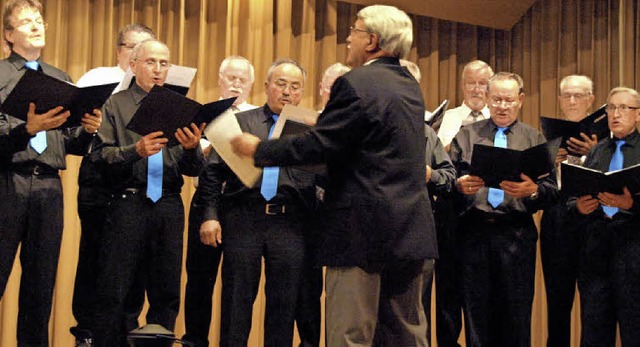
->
xmin=598 ymin=187 xmax=634 ymax=211
xmin=200 ymin=219 xmax=222 ymax=247
xmin=576 ymin=195 xmax=600 ymax=215
xmin=81 ymin=109 xmax=102 ymax=134
xmin=566 ymin=133 xmax=597 ymax=156
xmin=456 ymin=174 xmax=484 ymax=195
xmin=25 ymin=103 xmax=70 ymax=135
xmin=176 ymin=123 xmax=205 ymax=150
xmin=230 ymin=133 xmax=261 ymax=157
xmin=555 ymin=148 xmax=568 ymax=165
xmin=425 ymin=165 xmax=432 ymax=183
xmin=136 ymin=131 xmax=168 ymax=157
xmin=500 ymin=173 xmax=538 ymax=198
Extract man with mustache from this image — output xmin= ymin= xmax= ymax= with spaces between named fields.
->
xmin=182 ymin=55 xmax=257 ymax=347
xmin=198 ymin=58 xmax=318 ymax=347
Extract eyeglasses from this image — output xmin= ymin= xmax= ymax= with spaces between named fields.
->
xmin=272 ymin=79 xmax=302 ymax=94
xmin=489 ymin=99 xmax=519 ymax=108
xmin=464 ymin=81 xmax=488 ymax=91
xmin=349 ymin=26 xmax=369 ymax=35
xmin=560 ymin=92 xmax=591 ymax=100
xmin=136 ymin=58 xmax=170 ymax=70
xmin=605 ymin=104 xmax=640 ymax=114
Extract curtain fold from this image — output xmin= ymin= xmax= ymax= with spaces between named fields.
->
xmin=0 ymin=0 xmax=638 ymax=346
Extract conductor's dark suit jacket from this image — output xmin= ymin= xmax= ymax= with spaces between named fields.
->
xmin=255 ymin=56 xmax=437 ymax=272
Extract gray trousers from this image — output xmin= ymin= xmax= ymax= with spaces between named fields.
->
xmin=326 ymin=259 xmax=431 ymax=347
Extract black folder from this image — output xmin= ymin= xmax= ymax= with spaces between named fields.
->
xmin=0 ymin=69 xmax=118 ymax=128
xmin=560 ymin=162 xmax=640 ymax=197
xmin=278 ymin=119 xmax=327 ymax=175
xmin=126 ymin=84 xmax=235 ymax=146
xmin=540 ymin=104 xmax=609 ymax=155
xmin=426 ymin=99 xmax=449 ymax=134
xmin=470 ymin=140 xmax=558 ymax=188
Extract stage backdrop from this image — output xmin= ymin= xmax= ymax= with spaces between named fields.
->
xmin=0 ymin=0 xmax=639 ymax=346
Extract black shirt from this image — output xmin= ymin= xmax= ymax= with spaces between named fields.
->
xmin=92 ymin=83 xmax=204 ymax=191
xmin=449 ymin=118 xmax=558 ymax=216
xmin=0 ymin=52 xmax=94 ymax=169
xmin=200 ymin=104 xmax=318 ymax=221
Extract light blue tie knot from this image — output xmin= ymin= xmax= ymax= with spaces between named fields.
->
xmin=602 ymin=140 xmax=625 ymax=217
xmin=260 ymin=115 xmax=280 ymax=201
xmin=147 ymin=149 xmax=163 ymax=203
xmin=488 ymin=127 xmax=508 ymax=208
xmin=24 ymin=61 xmax=39 ymax=71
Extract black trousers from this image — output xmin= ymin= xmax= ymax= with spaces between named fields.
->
xmin=0 ymin=171 xmax=63 ymax=347
xmin=93 ymin=191 xmax=184 ymax=347
xmin=429 ymin=197 xmax=462 ymax=347
xmin=540 ymin=202 xmax=581 ymax=347
xmin=578 ymin=216 xmax=640 ymax=346
xmin=71 ymin=187 xmax=146 ymax=340
xmin=295 ymin=244 xmax=323 ymax=347
xmin=182 ymin=198 xmax=223 ymax=347
xmin=219 ymin=200 xmax=307 ymax=347
xmin=458 ymin=215 xmax=537 ymax=347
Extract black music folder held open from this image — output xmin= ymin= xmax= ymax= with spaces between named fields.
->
xmin=426 ymin=99 xmax=449 ymax=133
xmin=0 ymin=69 xmax=118 ymax=128
xmin=540 ymin=104 xmax=609 ymax=155
xmin=560 ymin=161 xmax=640 ymax=197
xmin=126 ymin=84 xmax=235 ymax=146
xmin=470 ymin=139 xmax=559 ymax=188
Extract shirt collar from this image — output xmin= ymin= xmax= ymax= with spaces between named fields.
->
xmin=612 ymin=130 xmax=640 ymax=148
xmin=8 ymin=51 xmax=42 ymax=70
xmin=130 ymin=83 xmax=148 ymax=105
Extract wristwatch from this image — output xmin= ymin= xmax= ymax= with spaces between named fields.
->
xmin=529 ymin=188 xmax=539 ymax=200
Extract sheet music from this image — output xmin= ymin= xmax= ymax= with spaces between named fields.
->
xmin=271 ymin=104 xmax=319 ymax=139
xmin=204 ymin=109 xmax=262 ymax=187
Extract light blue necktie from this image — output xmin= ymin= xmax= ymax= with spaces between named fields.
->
xmin=487 ymin=127 xmax=508 ymax=208
xmin=260 ymin=115 xmax=280 ymax=201
xmin=602 ymin=140 xmax=625 ymax=217
xmin=147 ymin=149 xmax=163 ymax=203
xmin=25 ymin=61 xmax=48 ymax=154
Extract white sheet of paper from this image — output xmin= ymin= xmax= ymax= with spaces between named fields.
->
xmin=271 ymin=104 xmax=319 ymax=139
xmin=115 ymin=65 xmax=197 ymax=93
xmin=204 ymin=109 xmax=262 ymax=187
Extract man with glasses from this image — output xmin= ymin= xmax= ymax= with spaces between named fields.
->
xmin=540 ymin=75 xmax=596 ymax=347
xmin=199 ymin=58 xmax=318 ymax=347
xmin=450 ymin=72 xmax=557 ymax=346
xmin=71 ymin=23 xmax=155 ymax=347
xmin=90 ymin=39 xmax=204 ymax=347
xmin=438 ymin=60 xmax=494 ymax=150
xmin=572 ymin=87 xmax=640 ymax=346
xmin=182 ymin=55 xmax=257 ymax=347
xmin=231 ymin=6 xmax=437 ymax=346
xmin=0 ymin=1 xmax=102 ymax=346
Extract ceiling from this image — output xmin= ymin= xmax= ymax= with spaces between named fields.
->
xmin=341 ymin=0 xmax=538 ymax=31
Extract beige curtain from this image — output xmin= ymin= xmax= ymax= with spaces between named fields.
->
xmin=0 ymin=0 xmax=638 ymax=346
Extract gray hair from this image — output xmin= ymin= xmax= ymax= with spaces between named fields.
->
xmin=559 ymin=75 xmax=593 ymax=95
xmin=357 ymin=5 xmax=413 ymax=59
xmin=219 ymin=55 xmax=255 ymax=83
xmin=266 ymin=58 xmax=307 ymax=84
xmin=321 ymin=62 xmax=351 ymax=86
xmin=461 ymin=60 xmax=494 ymax=81
xmin=130 ymin=39 xmax=170 ymax=62
xmin=607 ymin=86 xmax=640 ymax=106
xmin=488 ymin=71 xmax=524 ymax=94
xmin=116 ymin=23 xmax=155 ymax=47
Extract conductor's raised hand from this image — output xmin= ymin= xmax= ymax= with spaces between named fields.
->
xmin=230 ymin=133 xmax=261 ymax=157
xmin=81 ymin=109 xmax=102 ymax=134
xmin=25 ymin=103 xmax=70 ymax=135
xmin=176 ymin=122 xmax=205 ymax=150
xmin=136 ymin=131 xmax=168 ymax=157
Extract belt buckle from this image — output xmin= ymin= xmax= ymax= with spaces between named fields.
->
xmin=265 ymin=203 xmax=285 ymax=215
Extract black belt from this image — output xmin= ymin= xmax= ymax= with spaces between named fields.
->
xmin=225 ymin=198 xmax=307 ymax=216
xmin=114 ymin=187 xmax=180 ymax=198
xmin=11 ymin=164 xmax=59 ymax=177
